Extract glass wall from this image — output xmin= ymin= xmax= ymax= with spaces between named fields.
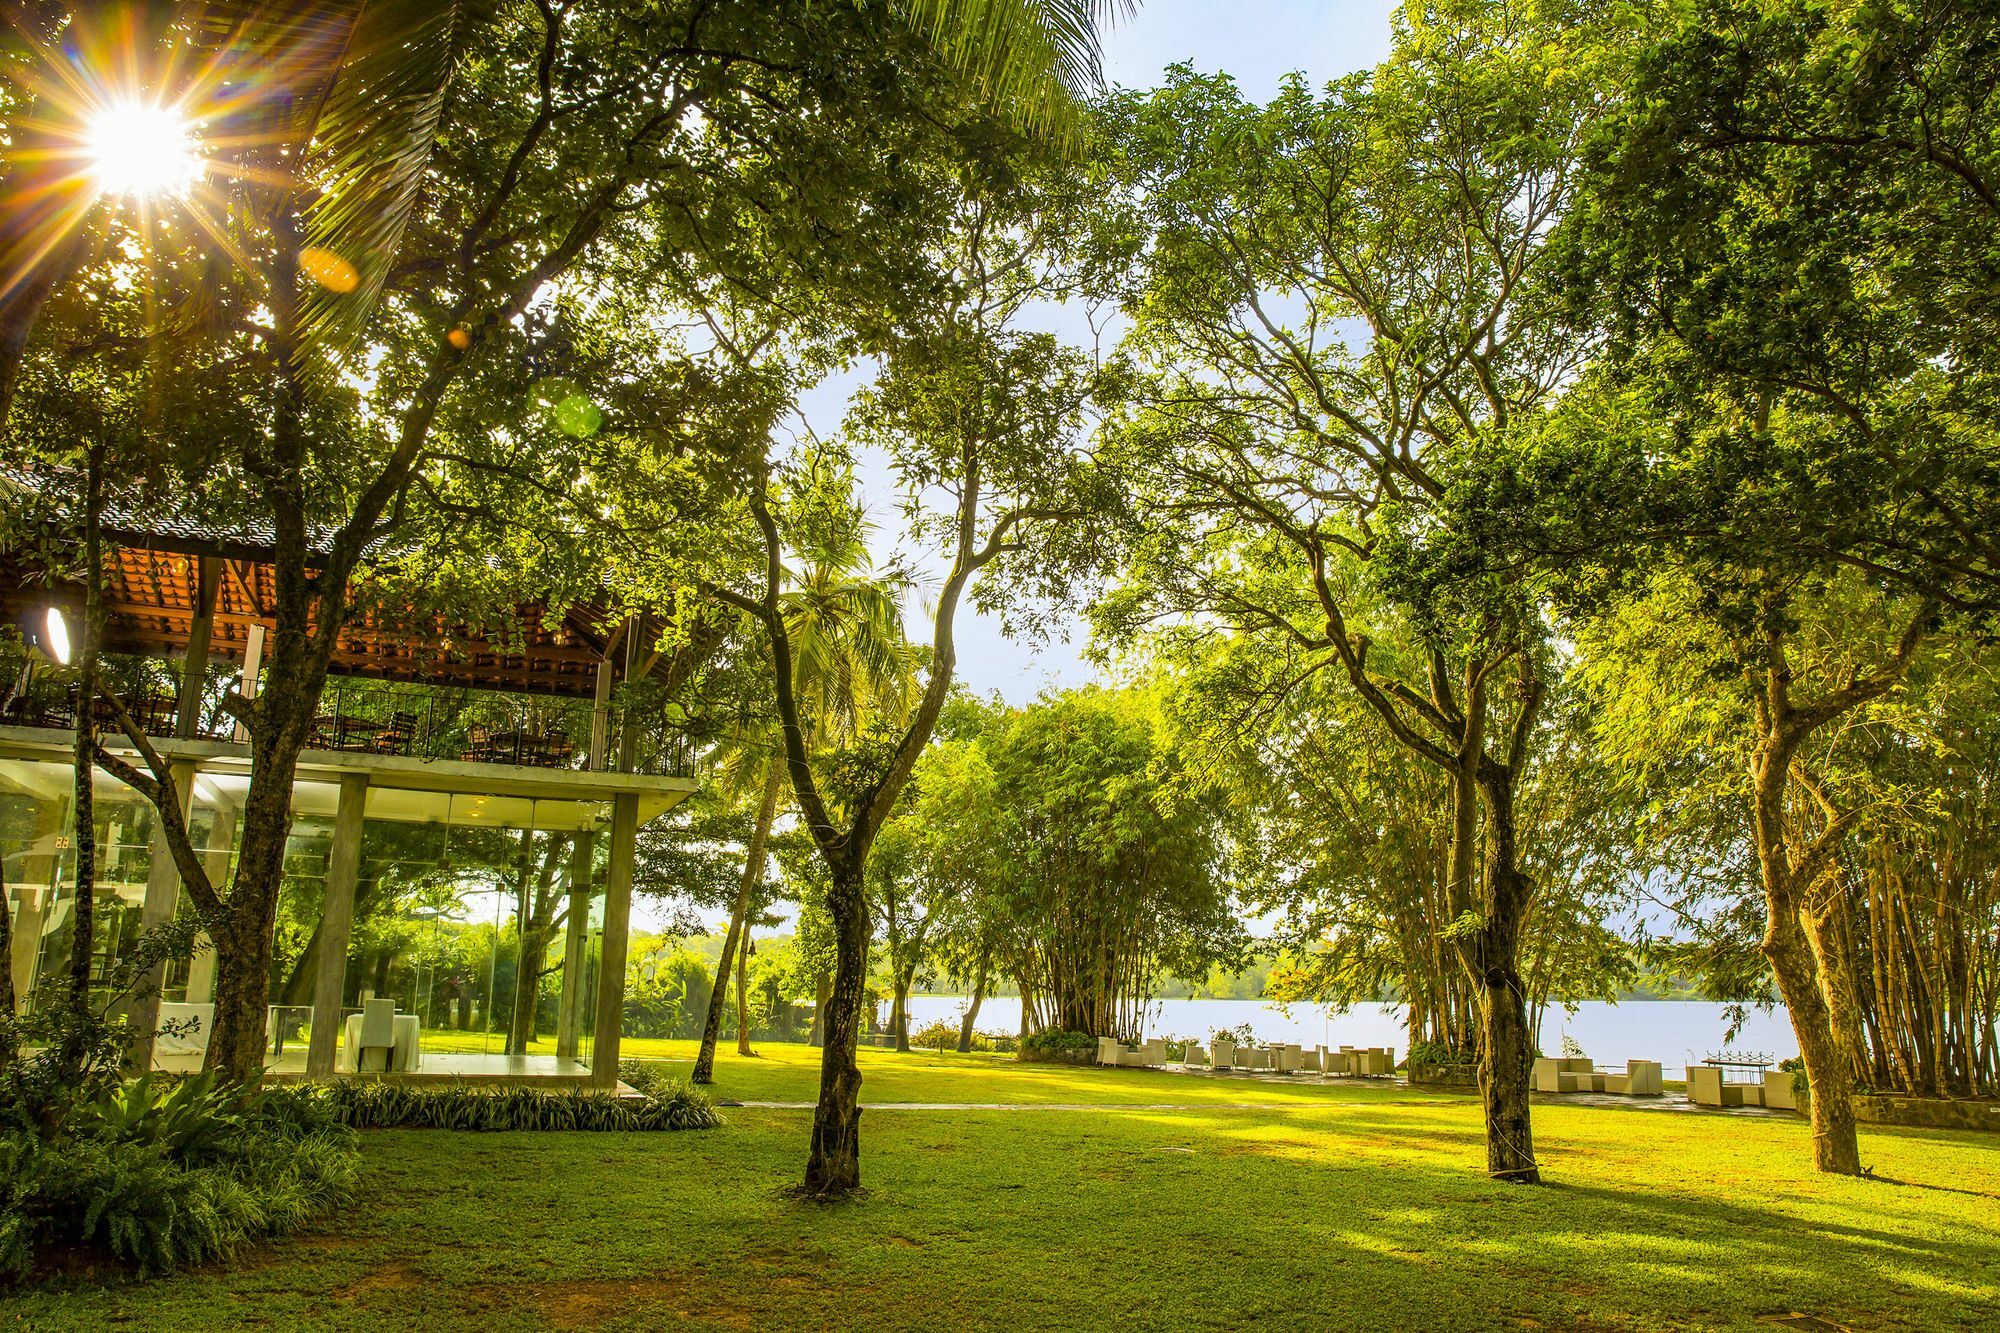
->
xmin=2 ymin=755 xmax=162 ymax=1005
xmin=6 ymin=748 xmax=622 ymax=1078
xmin=338 ymin=792 xmax=609 ymax=1072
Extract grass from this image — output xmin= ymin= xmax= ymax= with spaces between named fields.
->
xmin=7 ymin=1041 xmax=1997 ymax=1331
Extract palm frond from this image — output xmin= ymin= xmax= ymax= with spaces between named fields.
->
xmin=294 ymin=0 xmax=486 ymax=358
xmin=898 ymin=0 xmax=1135 ymax=138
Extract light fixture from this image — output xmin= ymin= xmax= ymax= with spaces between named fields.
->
xmin=84 ymin=100 xmax=204 ymax=198
xmin=36 ymin=606 xmax=72 ymax=666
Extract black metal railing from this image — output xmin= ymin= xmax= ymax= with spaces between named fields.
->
xmin=0 ymin=654 xmax=699 ymax=779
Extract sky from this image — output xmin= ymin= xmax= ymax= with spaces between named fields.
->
xmin=818 ymin=0 xmax=1403 ymax=707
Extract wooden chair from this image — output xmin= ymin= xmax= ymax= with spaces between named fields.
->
xmin=464 ymin=723 xmax=496 ymax=763
xmin=374 ymin=711 xmax=418 ymax=755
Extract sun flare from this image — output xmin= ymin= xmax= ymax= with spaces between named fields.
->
xmin=84 ymin=100 xmax=205 ymax=198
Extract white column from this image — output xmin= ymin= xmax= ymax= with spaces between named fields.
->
xmin=307 ymin=774 xmax=368 ymax=1076
xmin=589 ymin=793 xmax=638 ymax=1090
xmin=233 ymin=622 xmax=265 ymax=743
xmin=125 ymin=760 xmax=198 ymax=1069
xmin=182 ymin=803 xmax=236 ymax=1005
xmin=555 ymin=831 xmax=595 ymax=1063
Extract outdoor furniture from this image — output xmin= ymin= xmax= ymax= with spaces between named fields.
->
xmin=1122 ymin=1039 xmax=1167 ymax=1067
xmin=464 ymin=723 xmax=503 ymax=763
xmin=343 ymin=1005 xmax=422 ymax=1073
xmin=372 ymin=711 xmax=418 ymax=755
xmin=1274 ymin=1044 xmax=1305 ymax=1073
xmin=1240 ymin=1047 xmax=1272 ymax=1071
xmin=1690 ymin=1054 xmax=1776 ymax=1107
xmin=267 ymin=1004 xmax=312 ymax=1060
xmin=1687 ymin=1064 xmax=1766 ymax=1107
xmin=1210 ymin=1038 xmax=1236 ymax=1069
xmin=1300 ymin=1048 xmax=1321 ymax=1073
xmin=1355 ymin=1048 xmax=1394 ymax=1077
xmin=1533 ymin=1056 xmax=1594 ymax=1092
xmin=354 ymin=998 xmax=396 ymax=1072
xmin=1618 ymin=1061 xmax=1664 ymax=1096
xmin=1097 ymin=1036 xmax=1124 ymax=1067
xmin=1321 ymin=1047 xmax=1352 ymax=1075
xmin=1762 ymin=1070 xmax=1800 ymax=1111
xmin=1182 ymin=1043 xmax=1206 ymax=1067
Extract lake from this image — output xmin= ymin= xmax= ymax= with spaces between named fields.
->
xmin=900 ymin=995 xmax=1800 ymax=1071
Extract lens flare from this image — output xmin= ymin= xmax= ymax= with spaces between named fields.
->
xmin=85 ymin=101 xmax=204 ymax=198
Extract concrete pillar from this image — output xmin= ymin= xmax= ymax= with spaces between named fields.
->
xmin=617 ymin=620 xmax=642 ymax=774
xmin=183 ymin=802 xmax=237 ymax=1005
xmin=555 ymin=830 xmax=595 ymax=1063
xmin=589 ymin=793 xmax=638 ymax=1090
xmin=588 ymin=650 xmax=615 ymax=773
xmin=125 ymin=759 xmax=197 ymax=1070
xmin=176 ymin=557 xmax=220 ymax=739
xmin=7 ymin=798 xmax=66 ymax=1009
xmin=307 ymin=774 xmax=369 ymax=1076
xmin=232 ymin=622 xmax=264 ymax=743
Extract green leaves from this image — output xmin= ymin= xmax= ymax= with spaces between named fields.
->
xmin=296 ymin=0 xmax=488 ymax=361
xmin=899 ymin=0 xmax=1131 ymax=142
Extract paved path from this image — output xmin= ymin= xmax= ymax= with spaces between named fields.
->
xmin=722 ymin=1093 xmax=1795 ymax=1119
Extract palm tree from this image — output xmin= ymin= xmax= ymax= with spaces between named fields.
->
xmin=692 ymin=487 xmax=918 ymax=1083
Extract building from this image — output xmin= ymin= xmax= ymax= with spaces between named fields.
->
xmin=1 ymin=505 xmax=703 ymax=1089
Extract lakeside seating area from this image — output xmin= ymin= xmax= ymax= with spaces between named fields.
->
xmin=1098 ymin=1037 xmax=1400 ymax=1077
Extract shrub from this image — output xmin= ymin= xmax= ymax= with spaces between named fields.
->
xmin=0 ymin=944 xmax=360 ymax=1287
xmin=270 ymin=1075 xmax=721 ymax=1133
xmin=1021 ymin=1029 xmax=1097 ymax=1053
xmin=911 ymin=1019 xmax=958 ymax=1053
xmin=1408 ymin=1040 xmax=1477 ymax=1070
xmin=0 ymin=1098 xmax=359 ymax=1284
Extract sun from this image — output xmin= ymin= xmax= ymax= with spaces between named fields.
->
xmin=84 ymin=100 xmax=205 ymax=198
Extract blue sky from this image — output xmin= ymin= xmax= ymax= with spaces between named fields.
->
xmin=824 ymin=1 xmax=1403 ymax=706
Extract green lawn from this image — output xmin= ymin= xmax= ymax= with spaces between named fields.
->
xmin=9 ymin=1041 xmax=1998 ymax=1331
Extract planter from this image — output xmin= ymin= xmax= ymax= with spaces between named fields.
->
xmin=1410 ymin=1063 xmax=1478 ymax=1088
xmin=1853 ymin=1093 xmax=2000 ymax=1134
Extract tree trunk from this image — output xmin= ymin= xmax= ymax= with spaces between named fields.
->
xmin=694 ymin=765 xmax=779 ymax=1083
xmin=890 ymin=971 xmax=911 ymax=1053
xmin=1472 ymin=764 xmax=1540 ymax=1184
xmin=1802 ymin=890 xmax=1872 ymax=1081
xmin=735 ymin=920 xmax=754 ymax=1056
xmin=1749 ymin=728 xmax=1863 ymax=1176
xmin=1766 ymin=902 xmax=1863 ymax=1173
xmin=808 ymin=970 xmax=830 ymax=1047
xmin=0 ymin=860 xmax=14 ymax=1071
xmin=956 ymin=957 xmax=988 ymax=1053
xmin=801 ymin=863 xmax=869 ymax=1197
xmin=202 ymin=669 xmax=321 ymax=1080
xmin=509 ymin=926 xmax=549 ymax=1054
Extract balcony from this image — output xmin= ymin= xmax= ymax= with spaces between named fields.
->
xmin=0 ymin=664 xmax=697 ymax=779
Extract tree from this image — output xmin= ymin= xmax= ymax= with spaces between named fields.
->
xmin=9 ymin=1 xmax=1013 ymax=1083
xmin=1092 ymin=0 xmax=1617 ymax=1180
xmin=676 ymin=123 xmax=1112 ymax=1192
xmin=987 ymin=688 xmax=1245 ymax=1037
xmin=692 ymin=480 xmax=918 ymax=1081
xmin=1444 ymin=0 xmax=2000 ymax=1174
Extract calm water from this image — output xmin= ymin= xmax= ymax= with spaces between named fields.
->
xmin=900 ymin=996 xmax=1799 ymax=1072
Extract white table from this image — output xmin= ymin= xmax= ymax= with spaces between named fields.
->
xmin=341 ymin=1013 xmax=423 ymax=1072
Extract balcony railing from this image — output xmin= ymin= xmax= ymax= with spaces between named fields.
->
xmin=0 ymin=666 xmax=697 ymax=779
